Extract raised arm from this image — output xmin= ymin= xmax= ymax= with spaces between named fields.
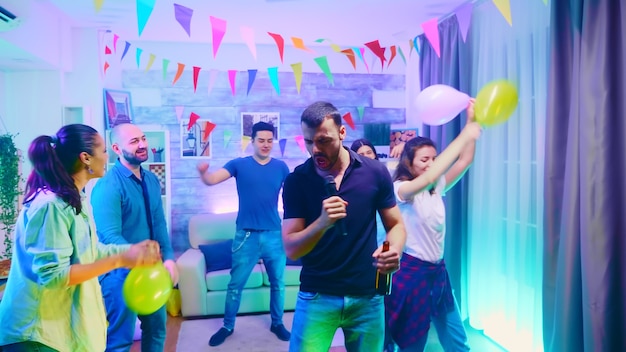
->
xmin=444 ymin=99 xmax=477 ymax=192
xmin=197 ymin=162 xmax=231 ymax=185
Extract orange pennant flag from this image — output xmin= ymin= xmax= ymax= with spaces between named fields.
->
xmin=172 ymin=63 xmax=185 ymax=85
xmin=202 ymin=121 xmax=216 ymax=140
xmin=387 ymin=46 xmax=397 ymax=68
xmin=342 ymin=112 xmax=356 ymax=130
xmin=291 ymin=37 xmax=314 ymax=53
xmin=340 ymin=48 xmax=357 ymax=70
xmin=187 ymin=112 xmax=200 ymax=131
xmin=268 ymin=32 xmax=285 ymax=63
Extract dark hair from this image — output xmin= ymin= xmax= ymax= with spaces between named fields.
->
xmin=393 ymin=136 xmax=437 ymax=182
xmin=350 ymin=138 xmax=379 ymax=160
xmin=251 ymin=121 xmax=275 ymax=140
xmin=301 ymin=101 xmax=343 ymax=129
xmin=24 ymin=124 xmax=100 ymax=214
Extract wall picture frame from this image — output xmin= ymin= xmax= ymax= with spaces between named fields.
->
xmin=241 ymin=112 xmax=280 ymax=141
xmin=103 ymin=89 xmax=134 ymax=129
xmin=180 ymin=119 xmax=213 ymax=159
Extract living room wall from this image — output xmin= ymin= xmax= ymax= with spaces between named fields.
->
xmin=122 ymin=69 xmax=405 ymax=253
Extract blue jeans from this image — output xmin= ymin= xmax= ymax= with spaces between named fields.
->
xmin=1 ymin=342 xmax=57 ymax=352
xmin=100 ymin=269 xmax=167 ymax=352
xmin=398 ymin=298 xmax=469 ymax=352
xmin=289 ymin=292 xmax=385 ymax=352
xmin=223 ymin=229 xmax=286 ymax=330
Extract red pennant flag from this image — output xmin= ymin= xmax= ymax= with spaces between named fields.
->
xmin=187 ymin=112 xmax=200 ymax=131
xmin=365 ymin=40 xmax=386 ymax=70
xmin=105 ymin=46 xmax=112 ymax=55
xmin=268 ymin=32 xmax=285 ymax=63
xmin=172 ymin=63 xmax=185 ymax=85
xmin=387 ymin=46 xmax=397 ymax=68
xmin=342 ymin=112 xmax=355 ymax=130
xmin=202 ymin=121 xmax=216 ymax=140
xmin=192 ymin=66 xmax=201 ymax=93
xmin=103 ymin=61 xmax=110 ymax=74
xmin=340 ymin=48 xmax=357 ymax=70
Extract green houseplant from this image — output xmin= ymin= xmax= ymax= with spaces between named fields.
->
xmin=0 ymin=133 xmax=21 ymax=262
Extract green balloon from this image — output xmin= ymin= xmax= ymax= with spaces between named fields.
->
xmin=123 ymin=263 xmax=172 ymax=315
xmin=475 ymin=80 xmax=519 ymax=127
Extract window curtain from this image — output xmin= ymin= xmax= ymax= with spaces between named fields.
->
xmin=464 ymin=1 xmax=549 ymax=351
xmin=543 ymin=0 xmax=626 ymax=351
xmin=418 ymin=15 xmax=472 ymax=320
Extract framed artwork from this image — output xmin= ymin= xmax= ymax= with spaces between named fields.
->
xmin=103 ymin=89 xmax=134 ymax=129
xmin=390 ymin=128 xmax=419 ymax=152
xmin=241 ymin=112 xmax=280 ymax=141
xmin=180 ymin=119 xmax=212 ymax=158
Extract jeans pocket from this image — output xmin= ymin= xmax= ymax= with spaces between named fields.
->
xmin=297 ymin=291 xmax=319 ymax=300
xmin=232 ymin=231 xmax=251 ymax=253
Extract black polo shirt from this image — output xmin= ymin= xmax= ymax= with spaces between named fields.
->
xmin=282 ymin=148 xmax=396 ymax=296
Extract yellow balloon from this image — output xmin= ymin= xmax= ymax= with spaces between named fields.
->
xmin=474 ymin=80 xmax=519 ymax=127
xmin=123 ymin=263 xmax=172 ymax=315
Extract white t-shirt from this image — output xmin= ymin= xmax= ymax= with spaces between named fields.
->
xmin=394 ymin=176 xmax=446 ymax=263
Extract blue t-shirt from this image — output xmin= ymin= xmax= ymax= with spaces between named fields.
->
xmin=282 ymin=148 xmax=396 ymax=296
xmin=224 ymin=156 xmax=289 ymax=231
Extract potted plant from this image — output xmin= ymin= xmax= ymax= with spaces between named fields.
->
xmin=0 ymin=133 xmax=21 ymax=278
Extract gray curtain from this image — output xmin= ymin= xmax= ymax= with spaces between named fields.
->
xmin=418 ymin=16 xmax=472 ymax=318
xmin=543 ymin=0 xmax=626 ymax=351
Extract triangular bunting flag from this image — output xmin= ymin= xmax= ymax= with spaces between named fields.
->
xmin=291 ymin=63 xmax=303 ymax=94
xmin=136 ymin=0 xmax=156 ymax=37
xmin=241 ymin=136 xmax=251 ymax=152
xmin=364 ymin=40 xmax=386 ymax=70
xmin=172 ymin=63 xmax=185 ymax=85
xmin=314 ymin=56 xmax=334 ymax=85
xmin=456 ymin=2 xmax=473 ymax=42
xmin=359 ymin=48 xmax=370 ymax=73
xmin=268 ymin=32 xmax=285 ymax=63
xmin=187 ymin=112 xmax=200 ymax=131
xmin=398 ymin=46 xmax=407 ymax=65
xmin=422 ymin=18 xmax=441 ymax=58
xmin=121 ymin=41 xmax=131 ymax=62
xmin=387 ymin=46 xmax=397 ymax=68
xmin=175 ymin=106 xmax=184 ymax=123
xmin=409 ymin=39 xmax=414 ymax=57
xmin=223 ymin=130 xmax=232 ymax=149
xmin=294 ymin=135 xmax=306 ymax=154
xmin=94 ymin=0 xmax=104 ymax=13
xmin=330 ymin=43 xmax=342 ymax=53
xmin=246 ymin=69 xmax=257 ymax=95
xmin=135 ymin=48 xmax=143 ymax=68
xmin=145 ymin=53 xmax=156 ymax=71
xmin=268 ymin=67 xmax=280 ymax=95
xmin=340 ymin=49 xmax=357 ymax=70
xmin=113 ymin=34 xmax=119 ymax=52
xmin=174 ymin=4 xmax=193 ymax=37
xmin=103 ymin=61 xmax=110 ymax=74
xmin=193 ymin=66 xmax=201 ymax=93
xmin=414 ymin=36 xmax=421 ymax=57
xmin=202 ymin=121 xmax=216 ymax=141
xmin=291 ymin=37 xmax=314 ymax=53
xmin=342 ymin=112 xmax=355 ymax=130
xmin=210 ymin=16 xmax=227 ymax=58
xmin=162 ymin=59 xmax=170 ymax=80
xmin=492 ymin=0 xmax=513 ymax=26
xmin=240 ymin=26 xmax=257 ymax=60
xmin=357 ymin=106 xmax=365 ymax=121
xmin=208 ymin=69 xmax=218 ymax=95
xmin=105 ymin=46 xmax=112 ymax=55
xmin=228 ymin=70 xmax=237 ymax=96
xmin=279 ymin=138 xmax=287 ymax=157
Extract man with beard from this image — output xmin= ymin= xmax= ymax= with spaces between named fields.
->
xmin=91 ymin=123 xmax=178 ymax=352
xmin=196 ymin=122 xmax=291 ymax=346
xmin=282 ymin=101 xmax=406 ymax=352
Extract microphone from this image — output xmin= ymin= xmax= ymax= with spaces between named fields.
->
xmin=324 ymin=175 xmax=348 ymax=236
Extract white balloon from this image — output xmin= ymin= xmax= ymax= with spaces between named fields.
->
xmin=415 ymin=84 xmax=470 ymax=126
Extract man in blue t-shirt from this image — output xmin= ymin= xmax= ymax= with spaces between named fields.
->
xmin=197 ymin=122 xmax=290 ymax=346
xmin=282 ymin=101 xmax=406 ymax=352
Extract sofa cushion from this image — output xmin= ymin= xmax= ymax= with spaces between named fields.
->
xmin=198 ymin=240 xmax=233 ymax=272
xmin=206 ymin=264 xmax=265 ymax=291
xmin=261 ymin=265 xmax=301 ymax=287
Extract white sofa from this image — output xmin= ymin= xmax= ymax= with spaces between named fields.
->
xmin=176 ymin=212 xmax=302 ymax=317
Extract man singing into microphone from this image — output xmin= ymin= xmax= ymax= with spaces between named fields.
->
xmin=282 ymin=101 xmax=406 ymax=352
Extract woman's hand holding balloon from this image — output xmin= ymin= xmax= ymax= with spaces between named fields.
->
xmin=121 ymin=240 xmax=161 ymax=268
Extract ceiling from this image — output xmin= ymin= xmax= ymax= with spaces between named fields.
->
xmin=0 ymin=0 xmax=471 ymax=71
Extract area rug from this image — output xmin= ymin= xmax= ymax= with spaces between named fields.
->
xmin=176 ymin=312 xmax=345 ymax=352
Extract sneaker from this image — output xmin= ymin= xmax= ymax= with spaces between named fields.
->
xmin=209 ymin=327 xmax=233 ymax=346
xmin=270 ymin=324 xmax=291 ymax=341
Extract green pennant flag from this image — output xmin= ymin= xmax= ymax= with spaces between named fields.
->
xmin=314 ymin=56 xmax=334 ymax=86
xmin=162 ymin=59 xmax=170 ymax=80
xmin=223 ymin=130 xmax=232 ymax=149
xmin=357 ymin=106 xmax=365 ymax=121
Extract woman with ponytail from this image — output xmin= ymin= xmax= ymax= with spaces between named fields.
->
xmin=0 ymin=124 xmax=161 ymax=352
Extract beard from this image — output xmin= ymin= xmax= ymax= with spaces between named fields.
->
xmin=122 ymin=148 xmax=148 ymax=166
